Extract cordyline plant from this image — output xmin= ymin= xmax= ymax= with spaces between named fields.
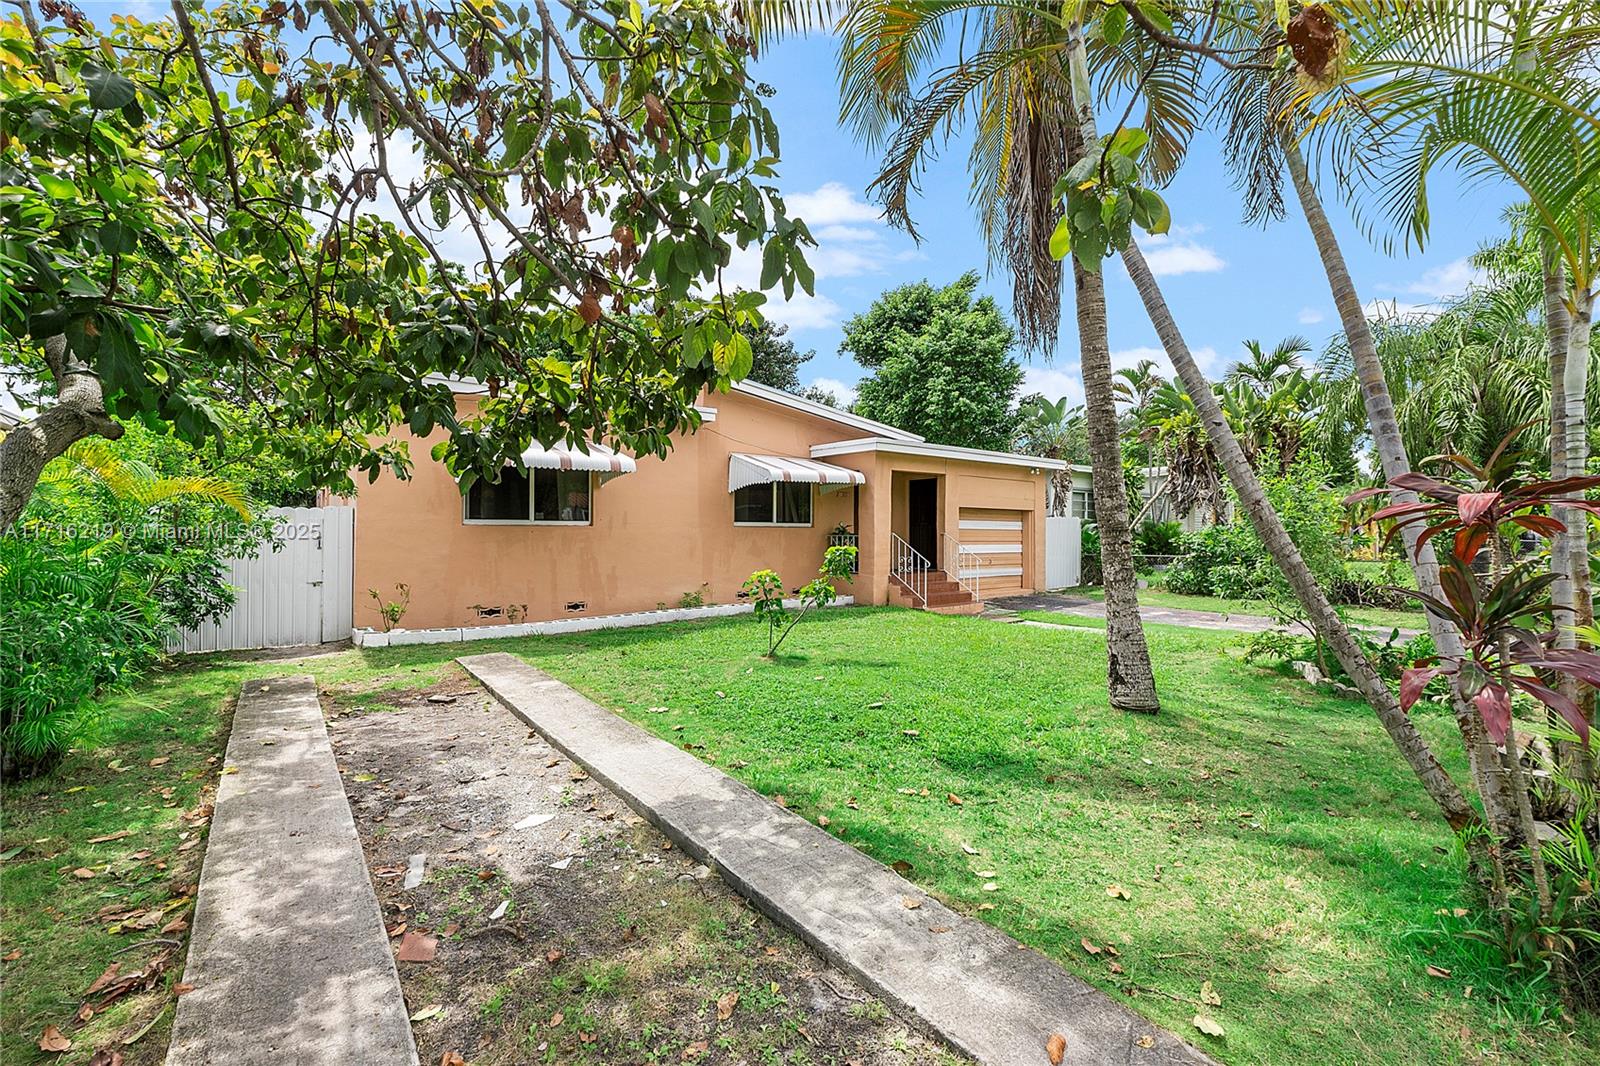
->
xmin=1346 ymin=436 xmax=1600 ymax=749
xmin=1349 ymin=434 xmax=1600 ymax=995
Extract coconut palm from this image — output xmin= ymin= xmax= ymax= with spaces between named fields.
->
xmin=806 ymin=0 xmax=1177 ymax=712
xmin=1225 ymin=336 xmax=1309 ymax=394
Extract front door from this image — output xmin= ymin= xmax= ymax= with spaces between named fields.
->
xmin=908 ymin=478 xmax=938 ymax=567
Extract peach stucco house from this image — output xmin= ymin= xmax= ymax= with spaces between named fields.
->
xmin=349 ymin=379 xmax=1066 ymax=632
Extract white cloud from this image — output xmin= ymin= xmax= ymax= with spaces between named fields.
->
xmin=805 ymin=377 xmax=860 ymax=406
xmin=765 ymin=292 xmax=847 ymax=331
xmin=1402 ymin=257 xmax=1484 ymax=300
xmin=1110 ymin=344 xmax=1223 ymax=376
xmin=1297 ymin=307 xmax=1325 ymax=325
xmin=1020 ymin=366 xmax=1085 ymax=408
xmin=813 ymin=224 xmax=881 ymax=243
xmin=786 ymin=182 xmax=884 ymax=227
xmin=1132 ymin=223 xmax=1226 ymax=278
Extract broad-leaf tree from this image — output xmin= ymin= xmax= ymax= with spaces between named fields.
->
xmin=0 ymin=0 xmax=816 ymax=530
xmin=840 ymin=272 xmax=1025 ymax=453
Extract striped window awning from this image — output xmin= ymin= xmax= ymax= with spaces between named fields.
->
xmin=728 ymin=453 xmax=865 ymax=492
xmin=520 ymin=440 xmax=636 ymax=475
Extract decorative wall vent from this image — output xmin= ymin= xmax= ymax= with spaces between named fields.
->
xmin=565 ymin=601 xmax=587 ymax=613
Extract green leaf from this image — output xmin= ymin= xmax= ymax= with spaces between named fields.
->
xmin=789 ymin=245 xmax=815 ymax=296
xmin=83 ymin=64 xmax=138 ymax=110
xmin=759 ymin=238 xmax=783 ymax=290
xmin=1101 ymin=4 xmax=1128 ymax=46
xmin=37 ymin=173 xmax=77 ymax=200
xmin=1109 ymin=127 xmax=1149 ymax=160
xmin=1048 ymin=215 xmax=1072 ymax=261
xmin=1135 ymin=188 xmax=1171 ymax=235
xmin=1137 ymin=1 xmax=1174 ymax=34
xmin=99 ymin=220 xmax=139 ymax=254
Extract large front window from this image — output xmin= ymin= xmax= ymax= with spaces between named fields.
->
xmin=465 ymin=469 xmax=592 ymax=524
xmin=733 ymin=482 xmax=812 ymax=526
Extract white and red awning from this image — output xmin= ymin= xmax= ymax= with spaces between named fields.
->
xmin=728 ymin=453 xmax=865 ymax=493
xmin=520 ymin=440 xmax=636 ymax=475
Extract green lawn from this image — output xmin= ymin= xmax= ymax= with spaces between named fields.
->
xmin=4 ymin=608 xmax=1591 ymax=1065
xmin=1060 ymin=586 xmax=1430 ymax=632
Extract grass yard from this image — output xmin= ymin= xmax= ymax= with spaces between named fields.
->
xmin=5 ymin=607 xmax=1593 ymax=1064
xmin=1059 ymin=585 xmax=1430 ymax=633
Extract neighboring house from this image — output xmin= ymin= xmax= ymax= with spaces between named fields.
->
xmin=1048 ymin=465 xmax=1222 ymax=535
xmin=351 ymin=380 xmax=1066 ymax=630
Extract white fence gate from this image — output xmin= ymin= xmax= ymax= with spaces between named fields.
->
xmin=1044 ymin=515 xmax=1081 ymax=590
xmin=168 ymin=506 xmax=354 ymax=653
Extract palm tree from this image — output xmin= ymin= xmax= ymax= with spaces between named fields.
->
xmin=1014 ymin=394 xmax=1087 ymax=516
xmin=1225 ymin=336 xmax=1309 ymax=394
xmin=818 ymin=1 xmax=1165 ymax=712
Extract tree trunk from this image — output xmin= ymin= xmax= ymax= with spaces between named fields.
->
xmin=0 ymin=335 xmax=124 ymax=532
xmin=1121 ymin=240 xmax=1479 ymax=830
xmin=1063 ymin=19 xmax=1160 ymax=712
xmin=1556 ymin=284 xmax=1595 ymax=779
xmin=1281 ymin=134 xmax=1514 ymax=835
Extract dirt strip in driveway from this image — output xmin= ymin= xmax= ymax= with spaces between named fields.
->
xmin=325 ymin=664 xmax=961 ymax=1066
xmin=458 ymin=652 xmax=1214 ymax=1066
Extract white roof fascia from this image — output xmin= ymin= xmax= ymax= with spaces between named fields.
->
xmin=730 ymin=380 xmax=923 ymax=441
xmin=810 ymin=437 xmax=1069 ymax=471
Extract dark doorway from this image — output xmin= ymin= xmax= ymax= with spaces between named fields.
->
xmin=908 ymin=477 xmax=938 ymax=566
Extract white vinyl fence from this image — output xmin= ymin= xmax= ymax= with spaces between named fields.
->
xmin=1044 ymin=515 xmax=1081 ymax=590
xmin=168 ymin=506 xmax=354 ymax=653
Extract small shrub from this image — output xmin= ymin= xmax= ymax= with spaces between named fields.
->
xmin=368 ymin=583 xmax=412 ymax=632
xmin=1134 ymin=519 xmax=1184 ymax=557
xmin=742 ymin=546 xmax=856 ymax=657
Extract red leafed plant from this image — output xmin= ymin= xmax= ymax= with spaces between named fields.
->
xmin=1345 ymin=436 xmax=1600 ymax=748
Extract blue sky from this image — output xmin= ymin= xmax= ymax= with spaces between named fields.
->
xmin=744 ymin=34 xmax=1515 ymax=409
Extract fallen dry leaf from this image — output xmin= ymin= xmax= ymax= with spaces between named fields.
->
xmin=411 ymin=1004 xmax=443 ymax=1022
xmin=546 ymin=949 xmax=565 ymax=965
xmin=1046 ymin=1032 xmax=1066 ymax=1064
xmin=1081 ymin=938 xmax=1102 ymax=955
xmin=395 ymin=932 xmax=437 ymax=963
xmin=1200 ymin=979 xmax=1222 ymax=1006
xmin=174 ymin=982 xmax=195 ymax=995
xmin=1192 ymin=1015 xmax=1225 ymax=1038
xmin=960 ymin=843 xmax=979 ymax=855
xmin=681 ymin=1039 xmax=709 ymax=1060
xmin=1136 ymin=1034 xmax=1156 ymax=1049
xmin=85 ymin=964 xmax=121 ymax=996
xmin=38 ymin=1025 xmax=71 ymax=1053
xmin=2 ymin=949 xmax=21 ymax=962
xmin=890 ymin=859 xmax=914 ymax=875
xmin=1106 ymin=884 xmax=1132 ymax=901
xmin=716 ymin=989 xmax=740 ymax=1021
xmin=87 ymin=831 xmax=132 ymax=845
xmin=71 ymin=867 xmax=97 ymax=880
xmin=149 ymin=757 xmax=170 ymax=767
xmin=549 ymin=1011 xmax=564 ymax=1026
xmin=88 ymin=1050 xmax=124 ymax=1066
xmin=901 ymin=896 xmax=923 ymax=910
xmin=438 ymin=1053 xmax=465 ymax=1066
xmin=1426 ymin=964 xmax=1452 ymax=979
xmin=946 ymin=793 xmax=962 ymax=806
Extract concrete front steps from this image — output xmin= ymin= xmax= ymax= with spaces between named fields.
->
xmin=891 ymin=570 xmax=983 ymax=614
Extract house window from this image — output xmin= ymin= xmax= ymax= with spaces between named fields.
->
xmin=464 ymin=469 xmax=592 ymax=524
xmin=465 ymin=470 xmax=531 ymax=521
xmin=734 ymin=482 xmax=812 ymax=526
xmin=533 ymin=469 xmax=591 ymax=523
xmin=1070 ymin=489 xmax=1097 ymax=522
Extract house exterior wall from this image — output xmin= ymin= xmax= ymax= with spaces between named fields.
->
xmin=351 ymin=388 xmax=1050 ymax=631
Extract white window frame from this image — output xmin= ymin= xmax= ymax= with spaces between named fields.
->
xmin=463 ymin=469 xmax=595 ymax=526
xmin=732 ymin=482 xmax=814 ymax=528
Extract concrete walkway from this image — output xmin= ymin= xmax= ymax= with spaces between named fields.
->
xmin=991 ymin=593 xmax=1423 ymax=640
xmin=167 ymin=678 xmax=418 ymax=1066
xmin=459 ymin=652 xmax=1212 ymax=1066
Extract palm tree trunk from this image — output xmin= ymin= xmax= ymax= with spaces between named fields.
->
xmin=1063 ymin=19 xmax=1160 ymax=712
xmin=1281 ymin=134 xmax=1514 ymax=834
xmin=1121 ymin=239 xmax=1479 ymax=830
xmin=1556 ymin=283 xmax=1595 ymax=779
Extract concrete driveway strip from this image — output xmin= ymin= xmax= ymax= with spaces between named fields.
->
xmin=167 ymin=677 xmax=419 ymax=1066
xmin=459 ymin=651 xmax=1214 ymax=1066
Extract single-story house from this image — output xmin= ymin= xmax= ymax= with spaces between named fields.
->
xmin=350 ymin=379 xmax=1067 ymax=630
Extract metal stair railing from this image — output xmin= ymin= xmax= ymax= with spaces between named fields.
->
xmin=889 ymin=532 xmax=929 ymax=607
xmin=942 ymin=532 xmax=984 ymax=603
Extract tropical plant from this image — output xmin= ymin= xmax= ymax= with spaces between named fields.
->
xmin=368 ymin=583 xmax=412 ymax=633
xmin=1 ymin=0 xmax=815 ymax=531
xmin=1014 ymin=394 xmax=1088 ymax=516
xmin=742 ymin=545 xmax=856 ymax=657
